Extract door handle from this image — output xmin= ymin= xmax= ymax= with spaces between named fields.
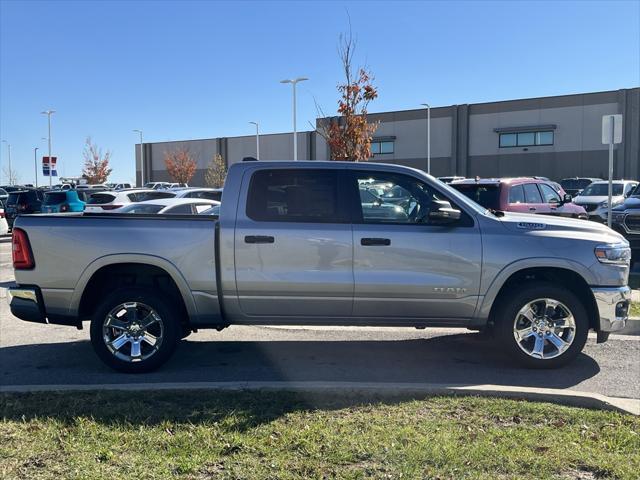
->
xmin=244 ymin=235 xmax=275 ymax=244
xmin=361 ymin=237 xmax=391 ymax=246
xmin=529 ymin=207 xmax=537 ymax=211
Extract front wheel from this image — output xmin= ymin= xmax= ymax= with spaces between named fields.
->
xmin=494 ymin=282 xmax=589 ymax=368
xmin=90 ymin=288 xmax=180 ymax=373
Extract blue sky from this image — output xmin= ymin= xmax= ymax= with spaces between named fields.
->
xmin=1 ymin=0 xmax=638 ymax=184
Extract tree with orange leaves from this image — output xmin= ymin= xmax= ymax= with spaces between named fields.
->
xmin=164 ymin=148 xmax=197 ymax=185
xmin=82 ymin=137 xmax=113 ymax=184
xmin=317 ymin=31 xmax=378 ymax=161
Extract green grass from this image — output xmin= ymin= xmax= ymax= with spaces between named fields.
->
xmin=1 ymin=391 xmax=639 ymax=479
xmin=630 ymin=301 xmax=640 ymax=318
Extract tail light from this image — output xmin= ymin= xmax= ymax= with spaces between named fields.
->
xmin=0 ymin=210 xmax=4 ymax=218
xmin=101 ymin=205 xmax=122 ymax=210
xmin=12 ymin=228 xmax=35 ymax=270
xmin=60 ymin=204 xmax=69 ymax=212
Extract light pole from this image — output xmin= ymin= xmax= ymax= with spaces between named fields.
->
xmin=421 ymin=103 xmax=431 ymax=175
xmin=41 ymin=110 xmax=55 ymax=187
xmin=249 ymin=122 xmax=260 ymax=160
xmin=133 ymin=130 xmax=144 ymax=186
xmin=34 ymin=147 xmax=39 ymax=187
xmin=1 ymin=140 xmax=11 ymax=185
xmin=280 ymin=77 xmax=308 ymax=161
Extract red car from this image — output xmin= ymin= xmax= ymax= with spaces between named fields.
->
xmin=450 ymin=177 xmax=588 ymax=219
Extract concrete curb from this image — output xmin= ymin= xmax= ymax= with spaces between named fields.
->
xmin=1 ymin=381 xmax=637 ymax=416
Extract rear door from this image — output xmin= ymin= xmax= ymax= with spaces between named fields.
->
xmin=349 ymin=169 xmax=482 ymax=319
xmin=234 ymin=168 xmax=354 ymax=318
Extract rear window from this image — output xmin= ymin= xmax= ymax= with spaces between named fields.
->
xmin=247 ymin=169 xmax=345 ymax=223
xmin=117 ymin=204 xmax=164 ymax=214
xmin=44 ymin=192 xmax=67 ymax=204
xmin=560 ymin=179 xmax=593 ymax=191
xmin=7 ymin=192 xmax=23 ymax=205
xmin=450 ymin=184 xmax=500 ymax=210
xmin=137 ymin=191 xmax=176 ymax=201
xmin=87 ymin=193 xmax=116 ymax=205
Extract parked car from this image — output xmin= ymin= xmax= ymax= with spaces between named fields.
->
xmin=113 ymin=198 xmax=218 ymax=215
xmin=199 ymin=204 xmax=220 ymax=216
xmin=359 ymin=187 xmax=408 ymax=221
xmin=560 ymin=177 xmax=602 ymax=197
xmin=438 ymin=176 xmax=465 ymax=184
xmin=612 ymin=183 xmax=640 ymax=265
xmin=450 ymin=178 xmax=588 ymax=219
xmin=144 ymin=182 xmax=172 ymax=190
xmin=9 ymin=161 xmax=631 ymax=373
xmin=84 ymin=189 xmax=176 ymax=212
xmin=0 ymin=187 xmax=7 ymax=204
xmin=4 ymin=189 xmax=44 ymax=230
xmin=171 ymin=187 xmax=223 ymax=202
xmin=0 ymin=205 xmax=8 ymax=235
xmin=573 ymin=180 xmax=639 ymax=222
xmin=42 ymin=190 xmax=86 ymax=213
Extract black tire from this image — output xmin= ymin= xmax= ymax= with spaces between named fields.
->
xmin=493 ymin=282 xmax=589 ymax=369
xmin=90 ymin=288 xmax=180 ymax=373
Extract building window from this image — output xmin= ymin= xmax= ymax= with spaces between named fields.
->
xmin=499 ymin=131 xmax=554 ymax=148
xmin=370 ymin=140 xmax=394 ymax=155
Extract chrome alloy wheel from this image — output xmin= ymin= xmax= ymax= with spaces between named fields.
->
xmin=513 ymin=298 xmax=576 ymax=360
xmin=102 ymin=302 xmax=164 ymax=363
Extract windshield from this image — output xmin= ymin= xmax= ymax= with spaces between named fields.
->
xmin=560 ymin=179 xmax=594 ymax=190
xmin=117 ymin=204 xmax=164 ymax=214
xmin=450 ymin=183 xmax=501 ymax=210
xmin=579 ymin=183 xmax=623 ymax=197
xmin=43 ymin=192 xmax=67 ymax=204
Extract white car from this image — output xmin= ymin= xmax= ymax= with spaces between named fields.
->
xmin=143 ymin=182 xmax=187 ymax=190
xmin=170 ymin=187 xmax=223 ymax=202
xmin=573 ymin=180 xmax=639 ymax=222
xmin=113 ymin=198 xmax=219 ymax=215
xmin=0 ymin=206 xmax=8 ymax=235
xmin=84 ymin=189 xmax=176 ymax=212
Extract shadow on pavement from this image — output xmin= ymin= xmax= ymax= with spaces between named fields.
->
xmin=0 ymin=333 xmax=600 ymax=391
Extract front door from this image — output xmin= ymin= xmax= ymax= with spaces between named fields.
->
xmin=234 ymin=168 xmax=354 ymax=318
xmin=348 ymin=170 xmax=482 ymax=320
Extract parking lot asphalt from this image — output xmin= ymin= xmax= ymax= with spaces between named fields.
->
xmin=1 ymin=236 xmax=639 ymax=401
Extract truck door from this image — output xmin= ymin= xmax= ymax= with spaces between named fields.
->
xmin=348 ymin=170 xmax=482 ymax=319
xmin=234 ymin=168 xmax=354 ymax=318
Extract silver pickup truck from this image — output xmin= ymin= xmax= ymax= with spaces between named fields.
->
xmin=8 ymin=161 xmax=632 ymax=372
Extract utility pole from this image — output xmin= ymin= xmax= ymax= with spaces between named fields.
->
xmin=421 ymin=103 xmax=431 ymax=175
xmin=41 ymin=110 xmax=56 ymax=187
xmin=34 ymin=147 xmax=39 ymax=187
xmin=280 ymin=77 xmax=308 ymax=161
xmin=249 ymin=122 xmax=260 ymax=160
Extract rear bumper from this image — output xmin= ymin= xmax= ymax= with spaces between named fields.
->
xmin=8 ymin=285 xmax=79 ymax=327
xmin=591 ymin=286 xmax=631 ymax=333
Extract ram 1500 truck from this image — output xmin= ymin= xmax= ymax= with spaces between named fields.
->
xmin=8 ymin=162 xmax=632 ymax=372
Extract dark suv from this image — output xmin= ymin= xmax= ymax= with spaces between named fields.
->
xmin=612 ymin=183 xmax=640 ymax=265
xmin=559 ymin=177 xmax=602 ymax=197
xmin=4 ymin=189 xmax=44 ymax=230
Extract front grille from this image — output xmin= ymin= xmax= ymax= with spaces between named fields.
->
xmin=624 ymin=214 xmax=640 ymax=232
xmin=583 ymin=203 xmax=599 ymax=212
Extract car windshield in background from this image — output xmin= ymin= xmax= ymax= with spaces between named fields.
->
xmin=87 ymin=193 xmax=116 ymax=205
xmin=450 ymin=184 xmax=500 ymax=210
xmin=560 ymin=179 xmax=593 ymax=191
xmin=631 ymin=184 xmax=640 ymax=197
xmin=43 ymin=192 xmax=67 ymax=205
xmin=137 ymin=191 xmax=176 ymax=201
xmin=579 ymin=184 xmax=623 ymax=196
xmin=6 ymin=192 xmax=24 ymax=205
xmin=117 ymin=204 xmax=164 ymax=214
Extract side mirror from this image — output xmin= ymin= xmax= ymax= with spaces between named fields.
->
xmin=562 ymin=193 xmax=572 ymax=204
xmin=428 ymin=206 xmax=462 ymax=223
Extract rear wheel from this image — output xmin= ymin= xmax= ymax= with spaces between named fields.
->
xmin=494 ymin=282 xmax=589 ymax=368
xmin=90 ymin=288 xmax=180 ymax=373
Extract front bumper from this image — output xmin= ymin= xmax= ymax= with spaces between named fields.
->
xmin=591 ymin=286 xmax=631 ymax=333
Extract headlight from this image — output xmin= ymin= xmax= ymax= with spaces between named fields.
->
xmin=594 ymin=244 xmax=631 ymax=264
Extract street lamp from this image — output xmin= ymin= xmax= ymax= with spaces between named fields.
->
xmin=280 ymin=77 xmax=308 ymax=161
xmin=34 ymin=147 xmax=39 ymax=187
xmin=249 ymin=122 xmax=260 ymax=160
xmin=41 ymin=110 xmax=56 ymax=187
xmin=421 ymin=103 xmax=431 ymax=175
xmin=133 ymin=129 xmax=144 ymax=186
xmin=1 ymin=140 xmax=11 ymax=185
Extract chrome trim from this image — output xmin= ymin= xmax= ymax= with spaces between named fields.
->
xmin=592 ymin=286 xmax=631 ymax=332
xmin=7 ymin=288 xmax=38 ymax=304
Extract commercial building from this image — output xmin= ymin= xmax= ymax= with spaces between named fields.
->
xmin=135 ymin=88 xmax=639 ymax=185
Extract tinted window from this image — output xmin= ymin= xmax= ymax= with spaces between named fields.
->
xmin=560 ymin=179 xmax=594 ymax=191
xmin=509 ymin=185 xmax=525 ymax=204
xmin=451 ymin=184 xmax=500 ymax=210
xmin=7 ymin=192 xmax=22 ymax=205
xmin=87 ymin=193 xmax=116 ymax=204
xmin=188 ymin=191 xmax=221 ymax=201
xmin=44 ymin=192 xmax=67 ymax=204
xmin=247 ymin=169 xmax=345 ymax=223
xmin=540 ymin=183 xmax=561 ymax=203
xmin=118 ymin=204 xmax=164 ymax=214
xmin=165 ymin=204 xmax=193 ymax=214
xmin=139 ymin=191 xmax=176 ymax=201
xmin=523 ymin=183 xmax=543 ymax=203
xmin=580 ymin=183 xmax=623 ymax=196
